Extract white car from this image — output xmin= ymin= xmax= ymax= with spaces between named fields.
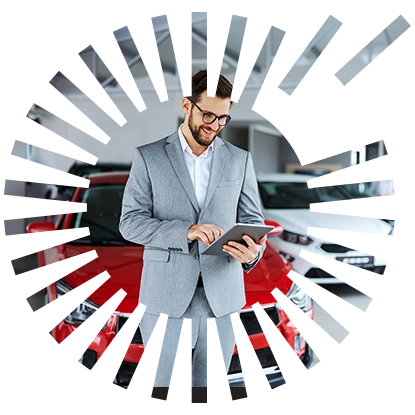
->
xmin=257 ymin=173 xmax=393 ymax=284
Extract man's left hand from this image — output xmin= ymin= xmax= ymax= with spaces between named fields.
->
xmin=222 ymin=234 xmax=267 ymax=264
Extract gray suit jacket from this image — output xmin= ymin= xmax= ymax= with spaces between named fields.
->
xmin=119 ymin=131 xmax=265 ymax=318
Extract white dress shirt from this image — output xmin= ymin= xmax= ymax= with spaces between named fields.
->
xmin=178 ymin=123 xmax=214 ymax=210
xmin=178 ymin=125 xmax=257 ymax=266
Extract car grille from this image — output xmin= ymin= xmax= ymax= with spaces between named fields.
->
xmin=320 ymin=244 xmax=355 ymax=253
xmin=240 ymin=307 xmax=279 ymax=336
xmin=305 ymin=268 xmax=336 ymax=278
xmin=305 ymin=265 xmax=387 ymax=278
xmin=117 ymin=316 xmax=143 ymax=344
xmin=228 ymin=347 xmax=279 ymax=375
xmin=81 ymin=349 xmax=98 ymax=370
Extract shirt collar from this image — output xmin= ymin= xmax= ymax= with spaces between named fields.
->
xmin=178 ymin=123 xmax=214 ymax=157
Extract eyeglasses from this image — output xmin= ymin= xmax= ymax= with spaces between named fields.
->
xmin=188 ymin=99 xmax=232 ymax=127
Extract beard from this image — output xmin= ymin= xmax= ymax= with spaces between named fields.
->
xmin=188 ymin=110 xmax=220 ymax=146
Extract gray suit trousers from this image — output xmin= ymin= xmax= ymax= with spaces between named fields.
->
xmin=140 ymin=286 xmax=237 ymax=387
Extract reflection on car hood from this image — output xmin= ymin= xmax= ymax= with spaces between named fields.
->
xmin=63 ymin=245 xmax=144 ymax=313
xmin=65 ymin=244 xmax=144 ymax=278
xmin=264 ymin=209 xmax=392 ymax=236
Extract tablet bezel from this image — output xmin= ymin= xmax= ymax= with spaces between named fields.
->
xmin=200 ymin=223 xmax=274 ymax=256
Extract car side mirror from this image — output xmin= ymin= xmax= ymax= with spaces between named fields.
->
xmin=265 ymin=219 xmax=283 ymax=236
xmin=26 ymin=221 xmax=56 ymax=233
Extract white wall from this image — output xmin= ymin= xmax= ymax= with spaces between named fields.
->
xmin=250 ymin=129 xmax=281 ymax=174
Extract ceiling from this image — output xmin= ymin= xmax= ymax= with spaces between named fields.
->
xmin=50 ymin=13 xmax=408 ymax=94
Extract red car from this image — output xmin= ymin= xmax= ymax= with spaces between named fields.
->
xmin=28 ymin=172 xmax=313 ymax=392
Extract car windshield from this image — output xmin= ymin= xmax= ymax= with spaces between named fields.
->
xmin=258 ymin=181 xmax=355 ymax=209
xmin=68 ymin=184 xmax=137 ymax=246
xmin=69 ymin=164 xmax=130 ymax=177
xmin=338 ymin=182 xmax=375 ymax=198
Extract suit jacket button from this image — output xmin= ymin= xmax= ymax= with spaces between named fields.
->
xmin=195 ymin=253 xmax=199 ymax=259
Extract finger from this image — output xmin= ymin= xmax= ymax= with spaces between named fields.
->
xmin=209 ymin=225 xmax=218 ymax=242
xmin=227 ymin=240 xmax=249 ymax=254
xmin=199 ymin=234 xmax=210 ymax=246
xmin=202 ymin=226 xmax=216 ymax=243
xmin=197 ymin=231 xmax=210 ymax=246
xmin=214 ymin=228 xmax=221 ymax=240
xmin=237 ymin=242 xmax=257 ymax=260
xmin=206 ymin=224 xmax=224 ymax=234
xmin=242 ymin=234 xmax=256 ymax=248
xmin=201 ymin=228 xmax=215 ymax=244
xmin=222 ymin=244 xmax=243 ymax=260
xmin=257 ymin=235 xmax=267 ymax=245
xmin=209 ymin=226 xmax=220 ymax=240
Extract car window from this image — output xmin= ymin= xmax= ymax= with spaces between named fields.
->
xmin=68 ymin=184 xmax=138 ymax=246
xmin=74 ymin=167 xmax=107 ymax=176
xmin=338 ymin=182 xmax=375 ymax=198
xmin=63 ymin=164 xmax=130 ymax=205
xmin=70 ymin=165 xmax=130 ymax=177
xmin=258 ymin=182 xmax=350 ymax=209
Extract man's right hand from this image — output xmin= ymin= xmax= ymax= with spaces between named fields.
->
xmin=187 ymin=224 xmax=225 ymax=246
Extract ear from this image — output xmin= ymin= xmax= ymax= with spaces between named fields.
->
xmin=182 ymin=97 xmax=191 ymax=115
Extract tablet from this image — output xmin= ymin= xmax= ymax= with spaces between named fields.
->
xmin=200 ymin=223 xmax=274 ymax=256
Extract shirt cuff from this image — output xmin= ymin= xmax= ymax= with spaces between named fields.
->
xmin=187 ymin=223 xmax=196 ymax=244
xmin=244 ymin=254 xmax=259 ymax=266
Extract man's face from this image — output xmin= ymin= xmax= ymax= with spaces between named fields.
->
xmin=186 ymin=91 xmax=231 ymax=147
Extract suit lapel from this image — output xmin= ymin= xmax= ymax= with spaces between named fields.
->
xmin=200 ymin=137 xmax=228 ymax=215
xmin=165 ymin=132 xmax=200 ymax=214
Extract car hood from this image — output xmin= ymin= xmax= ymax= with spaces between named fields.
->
xmin=63 ymin=245 xmax=144 ymax=312
xmin=264 ymin=209 xmax=392 ymax=236
xmin=43 ymin=243 xmax=293 ymax=314
xmin=65 ymin=244 xmax=143 ymax=282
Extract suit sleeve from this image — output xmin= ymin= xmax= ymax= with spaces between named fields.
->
xmin=119 ymin=147 xmax=194 ymax=253
xmin=237 ymin=152 xmax=266 ymax=273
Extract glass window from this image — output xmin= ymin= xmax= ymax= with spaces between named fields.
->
xmin=68 ymin=184 xmax=138 ymax=246
xmin=258 ymin=181 xmax=351 ymax=209
xmin=73 ymin=167 xmax=105 ymax=176
xmin=68 ymin=164 xmax=130 ymax=177
xmin=366 ymin=142 xmax=379 ymax=161
xmin=338 ymin=182 xmax=375 ymax=198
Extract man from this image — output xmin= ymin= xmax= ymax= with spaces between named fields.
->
xmin=119 ymin=70 xmax=266 ymax=390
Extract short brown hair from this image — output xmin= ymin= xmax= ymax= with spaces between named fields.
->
xmin=187 ymin=69 xmax=233 ymax=106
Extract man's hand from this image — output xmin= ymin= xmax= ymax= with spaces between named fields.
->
xmin=222 ymin=234 xmax=267 ymax=264
xmin=188 ymin=224 xmax=225 ymax=246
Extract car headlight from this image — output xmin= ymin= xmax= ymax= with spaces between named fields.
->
xmin=286 ymin=281 xmax=312 ymax=312
xmin=381 ymin=220 xmax=394 ymax=234
xmin=279 ymin=230 xmax=313 ymax=246
xmin=279 ymin=250 xmax=295 ymax=262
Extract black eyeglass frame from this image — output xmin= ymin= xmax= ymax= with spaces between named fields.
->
xmin=188 ymin=99 xmax=232 ymax=127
